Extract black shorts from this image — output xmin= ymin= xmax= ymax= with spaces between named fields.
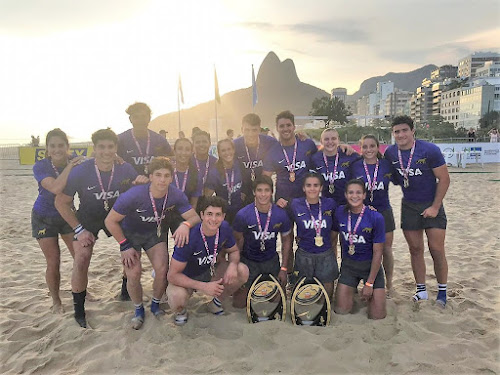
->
xmin=31 ymin=210 xmax=73 ymax=239
xmin=123 ymin=229 xmax=167 ymax=252
xmin=380 ymin=207 xmax=396 ymax=233
xmin=190 ymin=268 xmax=212 ymax=283
xmin=401 ymin=200 xmax=447 ymax=231
xmin=241 ymin=253 xmax=280 ymax=289
xmin=76 ymin=211 xmax=111 ymax=240
xmin=338 ymin=257 xmax=385 ymax=289
xmin=293 ymin=248 xmax=339 ymax=284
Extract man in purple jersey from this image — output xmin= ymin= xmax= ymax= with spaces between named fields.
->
xmin=384 ymin=115 xmax=450 ymax=307
xmin=166 ymin=196 xmax=249 ymax=325
xmin=55 ymin=129 xmax=147 ymax=328
xmin=232 ymin=176 xmax=292 ymax=306
xmin=105 ymin=157 xmax=200 ymax=329
xmin=117 ymin=102 xmax=173 ymax=175
xmin=233 ymin=113 xmax=279 ymax=205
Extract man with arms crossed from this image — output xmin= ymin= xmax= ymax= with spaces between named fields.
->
xmin=105 ymin=157 xmax=200 ymax=329
xmin=232 ymin=176 xmax=292 ymax=306
xmin=384 ymin=115 xmax=450 ymax=307
xmin=166 ymin=196 xmax=249 ymax=325
xmin=55 ymin=129 xmax=146 ymax=328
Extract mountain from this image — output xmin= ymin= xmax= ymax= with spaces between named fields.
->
xmin=349 ymin=64 xmax=438 ymax=101
xmin=149 ymin=52 xmax=329 ymax=137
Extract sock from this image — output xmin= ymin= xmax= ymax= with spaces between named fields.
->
xmin=413 ymin=284 xmax=428 ymax=301
xmin=72 ymin=290 xmax=86 ymax=318
xmin=121 ymin=277 xmax=128 ymax=293
xmin=437 ymin=283 xmax=447 ymax=304
xmin=151 ymin=298 xmax=161 ymax=315
xmin=134 ymin=303 xmax=145 ymax=318
xmin=212 ymin=297 xmax=222 ymax=308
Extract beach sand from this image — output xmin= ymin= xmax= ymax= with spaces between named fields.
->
xmin=0 ymin=159 xmax=499 ymax=374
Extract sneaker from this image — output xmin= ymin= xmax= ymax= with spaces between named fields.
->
xmin=174 ymin=309 xmax=188 ymax=326
xmin=131 ymin=315 xmax=144 ymax=330
xmin=151 ymin=301 xmax=165 ymax=317
xmin=207 ymin=299 xmax=224 ymax=316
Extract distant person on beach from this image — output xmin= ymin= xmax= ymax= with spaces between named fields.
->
xmin=55 ymin=129 xmax=147 ymax=328
xmin=349 ymin=135 xmax=395 ymax=294
xmin=333 ymin=179 xmax=386 ymax=319
xmin=117 ymin=102 xmax=173 ymax=176
xmin=31 ymin=135 xmax=40 ymax=147
xmin=191 ymin=126 xmax=201 ymax=138
xmin=192 ymin=130 xmax=218 ymax=198
xmin=384 ymin=115 xmax=450 ymax=307
xmin=159 ymin=129 xmax=167 ymax=138
xmin=105 ymin=157 xmax=200 ymax=329
xmin=166 ymin=196 xmax=249 ymax=325
xmin=226 ymin=129 xmax=234 ymax=140
xmin=489 ymin=128 xmax=498 ymax=143
xmin=32 ymin=128 xmax=85 ymax=313
xmin=178 ymin=131 xmax=186 ymax=139
xmin=467 ymin=128 xmax=476 ymax=143
xmin=232 ymin=176 xmax=292 ymax=306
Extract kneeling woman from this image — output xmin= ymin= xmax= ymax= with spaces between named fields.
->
xmin=333 ymin=179 xmax=386 ymax=319
xmin=291 ymin=173 xmax=338 ymax=297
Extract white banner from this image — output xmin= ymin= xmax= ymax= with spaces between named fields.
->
xmin=436 ymin=142 xmax=500 ymax=166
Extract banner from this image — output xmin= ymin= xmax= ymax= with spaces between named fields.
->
xmin=19 ymin=147 xmax=94 ymax=165
xmin=436 ymin=142 xmax=500 ymax=165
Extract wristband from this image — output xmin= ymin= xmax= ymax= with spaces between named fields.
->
xmin=118 ymin=238 xmax=128 ymax=245
xmin=181 ymin=221 xmax=192 ymax=229
xmin=120 ymin=239 xmax=132 ymax=252
xmin=365 ymin=282 xmax=373 ymax=288
xmin=280 ymin=267 xmax=288 ymax=272
xmin=73 ymin=224 xmax=85 ymax=237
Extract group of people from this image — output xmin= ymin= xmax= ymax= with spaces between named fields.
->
xmin=32 ymin=102 xmax=450 ymax=329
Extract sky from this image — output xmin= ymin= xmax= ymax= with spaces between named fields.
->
xmin=1 ymin=0 xmax=499 ymax=144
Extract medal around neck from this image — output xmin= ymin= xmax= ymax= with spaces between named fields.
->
xmin=246 ymin=274 xmax=286 ymax=323
xmin=291 ymin=277 xmax=331 ymax=326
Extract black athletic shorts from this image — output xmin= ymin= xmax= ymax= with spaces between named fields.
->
xmin=380 ymin=207 xmax=396 ymax=233
xmin=293 ymin=248 xmax=339 ymax=284
xmin=338 ymin=257 xmax=385 ymax=289
xmin=241 ymin=253 xmax=280 ymax=289
xmin=401 ymin=200 xmax=447 ymax=231
xmin=123 ymin=229 xmax=167 ymax=252
xmin=31 ymin=209 xmax=73 ymax=239
xmin=75 ymin=211 xmax=111 ymax=239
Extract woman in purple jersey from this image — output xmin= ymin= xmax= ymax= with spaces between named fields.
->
xmin=333 ymin=179 xmax=386 ymax=320
xmin=204 ymin=139 xmax=245 ymax=224
xmin=172 ymin=138 xmax=199 ymax=207
xmin=31 ymin=129 xmax=84 ymax=313
xmin=357 ymin=135 xmax=395 ymax=294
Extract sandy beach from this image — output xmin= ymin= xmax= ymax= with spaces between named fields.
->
xmin=0 ymin=158 xmax=499 ymax=374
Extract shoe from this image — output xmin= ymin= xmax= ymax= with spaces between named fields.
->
xmin=131 ymin=315 xmax=144 ymax=330
xmin=174 ymin=309 xmax=188 ymax=326
xmin=207 ymin=299 xmax=224 ymax=316
xmin=412 ymin=291 xmax=428 ymax=302
xmin=74 ymin=314 xmax=87 ymax=328
xmin=151 ymin=301 xmax=165 ymax=317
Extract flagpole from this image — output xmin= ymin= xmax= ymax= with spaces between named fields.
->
xmin=214 ymin=65 xmax=220 ymax=142
xmin=214 ymin=96 xmax=219 ymax=142
xmin=177 ymin=85 xmax=181 ymax=135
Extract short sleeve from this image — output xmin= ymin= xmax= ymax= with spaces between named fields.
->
xmin=428 ymin=143 xmax=446 ymax=169
xmin=63 ymin=167 xmax=80 ymax=197
xmin=112 ymin=189 xmax=134 ymax=216
xmin=172 ymin=242 xmax=192 ymax=263
xmin=232 ymin=209 xmax=246 ymax=233
xmin=205 ymin=167 xmax=219 ymax=191
xmin=33 ymin=160 xmax=52 ymax=183
xmin=372 ymin=212 xmax=386 ymax=243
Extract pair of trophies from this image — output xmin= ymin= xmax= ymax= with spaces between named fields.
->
xmin=246 ymin=274 xmax=331 ymax=326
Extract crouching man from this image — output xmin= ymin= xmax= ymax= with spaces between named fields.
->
xmin=166 ymin=196 xmax=249 ymax=325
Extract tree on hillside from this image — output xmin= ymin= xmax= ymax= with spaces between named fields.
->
xmin=309 ymin=96 xmax=352 ymax=125
xmin=479 ymin=111 xmax=500 ymax=129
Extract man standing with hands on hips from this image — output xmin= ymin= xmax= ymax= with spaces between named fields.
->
xmin=384 ymin=115 xmax=450 ymax=307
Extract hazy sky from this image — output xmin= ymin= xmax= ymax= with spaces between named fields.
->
xmin=1 ymin=0 xmax=499 ymax=143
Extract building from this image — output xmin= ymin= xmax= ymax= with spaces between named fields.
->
xmin=410 ymin=85 xmax=433 ymax=124
xmin=385 ymin=90 xmax=412 ymax=117
xmin=331 ymin=88 xmax=347 ymax=103
xmin=376 ymin=81 xmax=394 ymax=116
xmin=458 ymin=52 xmax=500 ymax=78
xmin=440 ymin=87 xmax=461 ymax=128
xmin=431 ymin=65 xmax=458 ymax=81
xmin=458 ymin=77 xmax=500 ymax=129
xmin=475 ymin=61 xmax=500 ymax=77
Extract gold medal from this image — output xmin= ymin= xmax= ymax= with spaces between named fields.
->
xmin=348 ymin=244 xmax=355 ymax=255
xmin=289 ymin=172 xmax=296 ymax=182
xmin=104 ymin=200 xmax=110 ymax=211
xmin=251 ymin=171 xmax=256 ymax=181
xmin=328 ymin=184 xmax=335 ymax=194
xmin=260 ymin=241 xmax=266 ymax=252
xmin=314 ymin=236 xmax=324 ymax=247
xmin=404 ymin=178 xmax=409 ymax=188
xmin=210 ymin=264 xmax=215 ymax=277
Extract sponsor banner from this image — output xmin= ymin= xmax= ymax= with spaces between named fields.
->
xmin=436 ymin=143 xmax=499 ymax=165
xmin=19 ymin=147 xmax=94 ymax=165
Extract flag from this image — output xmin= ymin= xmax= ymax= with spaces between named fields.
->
xmin=214 ymin=67 xmax=221 ymax=104
xmin=178 ymin=75 xmax=184 ymax=105
xmin=252 ymin=64 xmax=258 ymax=107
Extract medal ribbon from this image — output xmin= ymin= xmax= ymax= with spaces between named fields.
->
xmin=195 ymin=157 xmax=210 ymax=185
xmin=305 ymin=199 xmax=323 ymax=237
xmin=149 ymin=189 xmax=168 ymax=235
xmin=94 ymin=160 xmax=115 ymax=209
xmin=254 ymin=204 xmax=272 ymax=247
xmin=50 ymin=159 xmax=61 ymax=177
xmin=281 ymin=140 xmax=297 ymax=174
xmin=363 ymin=159 xmax=379 ymax=198
xmin=225 ymin=168 xmax=235 ymax=204
xmin=131 ymin=130 xmax=150 ymax=157
xmin=323 ymin=151 xmax=339 ymax=185
xmin=200 ymin=225 xmax=219 ymax=270
xmin=397 ymin=140 xmax=416 ymax=184
xmin=245 ymin=139 xmax=260 ymax=177
xmin=174 ymin=166 xmax=189 ymax=192
xmin=347 ymin=205 xmax=366 ymax=247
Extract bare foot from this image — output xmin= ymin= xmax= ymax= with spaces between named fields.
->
xmin=50 ymin=303 xmax=65 ymax=314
